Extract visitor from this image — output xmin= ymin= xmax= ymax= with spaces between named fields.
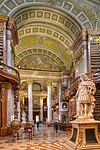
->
xmin=53 ymin=109 xmax=59 ymax=133
xmin=36 ymin=121 xmax=39 ymax=131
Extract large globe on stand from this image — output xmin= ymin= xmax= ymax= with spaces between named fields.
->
xmin=11 ymin=119 xmax=21 ymax=132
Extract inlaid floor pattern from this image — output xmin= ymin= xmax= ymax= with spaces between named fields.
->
xmin=0 ymin=127 xmax=71 ymax=150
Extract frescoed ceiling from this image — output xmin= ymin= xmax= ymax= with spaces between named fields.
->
xmin=18 ymin=54 xmax=62 ymax=71
xmin=0 ymin=0 xmax=100 ymax=72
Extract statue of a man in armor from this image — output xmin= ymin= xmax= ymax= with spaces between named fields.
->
xmin=75 ymin=74 xmax=96 ymax=119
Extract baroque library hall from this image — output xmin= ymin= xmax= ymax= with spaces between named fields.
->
xmin=0 ymin=0 xmax=100 ymax=150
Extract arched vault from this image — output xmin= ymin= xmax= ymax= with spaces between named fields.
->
xmin=0 ymin=0 xmax=99 ymax=72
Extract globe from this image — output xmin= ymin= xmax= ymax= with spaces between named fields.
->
xmin=11 ymin=119 xmax=21 ymax=132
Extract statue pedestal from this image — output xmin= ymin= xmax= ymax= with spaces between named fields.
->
xmin=66 ymin=119 xmax=100 ymax=150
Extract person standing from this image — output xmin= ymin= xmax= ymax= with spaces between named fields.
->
xmin=36 ymin=121 xmax=39 ymax=131
xmin=53 ymin=109 xmax=59 ymax=133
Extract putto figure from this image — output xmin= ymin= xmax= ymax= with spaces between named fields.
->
xmin=75 ymin=74 xmax=96 ymax=119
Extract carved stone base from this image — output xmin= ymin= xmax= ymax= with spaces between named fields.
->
xmin=65 ymin=119 xmax=100 ymax=150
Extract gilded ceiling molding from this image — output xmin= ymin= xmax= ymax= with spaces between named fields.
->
xmin=0 ymin=0 xmax=96 ymax=29
xmin=13 ymin=8 xmax=80 ymax=39
xmin=0 ymin=0 xmax=99 ymax=73
xmin=18 ymin=26 xmax=73 ymax=48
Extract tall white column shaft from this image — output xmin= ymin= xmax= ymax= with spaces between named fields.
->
xmin=40 ymin=97 xmax=43 ymax=121
xmin=7 ymin=84 xmax=14 ymax=125
xmin=87 ymin=35 xmax=91 ymax=72
xmin=83 ymin=41 xmax=88 ymax=73
xmin=47 ymin=81 xmax=52 ymax=123
xmin=6 ymin=30 xmax=12 ymax=67
xmin=28 ymin=81 xmax=33 ymax=121
xmin=58 ymin=82 xmax=61 ymax=117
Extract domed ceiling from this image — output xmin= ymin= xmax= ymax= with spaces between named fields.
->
xmin=0 ymin=0 xmax=99 ymax=72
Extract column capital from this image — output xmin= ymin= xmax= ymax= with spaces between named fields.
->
xmin=56 ymin=81 xmax=61 ymax=87
xmin=40 ymin=96 xmax=46 ymax=99
xmin=40 ymin=97 xmax=43 ymax=105
xmin=47 ymin=80 xmax=52 ymax=86
xmin=88 ymin=34 xmax=91 ymax=40
xmin=27 ymin=80 xmax=33 ymax=85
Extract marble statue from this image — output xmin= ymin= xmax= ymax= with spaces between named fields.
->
xmin=22 ymin=110 xmax=26 ymax=124
xmin=75 ymin=74 xmax=96 ymax=119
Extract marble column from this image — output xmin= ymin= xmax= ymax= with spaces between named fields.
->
xmin=28 ymin=80 xmax=33 ymax=122
xmin=6 ymin=29 xmax=12 ymax=67
xmin=47 ymin=80 xmax=52 ymax=123
xmin=7 ymin=83 xmax=14 ymax=126
xmin=87 ymin=34 xmax=91 ymax=72
xmin=83 ymin=41 xmax=88 ymax=74
xmin=3 ymin=22 xmax=7 ymax=64
xmin=58 ymin=81 xmax=61 ymax=120
xmin=40 ymin=97 xmax=43 ymax=121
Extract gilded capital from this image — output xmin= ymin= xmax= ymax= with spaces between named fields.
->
xmin=47 ymin=80 xmax=52 ymax=86
xmin=27 ymin=80 xmax=33 ymax=85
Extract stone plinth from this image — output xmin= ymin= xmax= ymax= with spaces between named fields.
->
xmin=65 ymin=119 xmax=100 ymax=150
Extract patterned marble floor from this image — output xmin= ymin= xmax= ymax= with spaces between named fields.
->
xmin=0 ymin=126 xmax=71 ymax=150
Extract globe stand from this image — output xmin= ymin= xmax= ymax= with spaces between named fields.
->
xmin=11 ymin=119 xmax=21 ymax=142
xmin=12 ymin=130 xmax=19 ymax=141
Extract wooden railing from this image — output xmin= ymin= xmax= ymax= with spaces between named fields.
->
xmin=0 ymin=61 xmax=20 ymax=85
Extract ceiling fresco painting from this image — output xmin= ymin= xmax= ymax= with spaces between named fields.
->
xmin=15 ymin=33 xmax=71 ymax=71
xmin=18 ymin=54 xmax=61 ymax=71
